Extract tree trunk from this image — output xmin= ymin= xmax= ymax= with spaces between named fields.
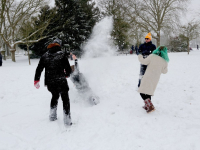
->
xmin=156 ymin=32 xmax=161 ymax=47
xmin=10 ymin=50 xmax=16 ymax=62
xmin=5 ymin=44 xmax=10 ymax=56
xmin=27 ymin=45 xmax=31 ymax=65
xmin=10 ymin=44 xmax=17 ymax=62
xmin=136 ymin=33 xmax=140 ymax=49
xmin=1 ymin=51 xmax=6 ymax=60
xmin=10 ymin=45 xmax=16 ymax=62
xmin=187 ymin=40 xmax=190 ymax=55
xmin=137 ymin=41 xmax=139 ymax=49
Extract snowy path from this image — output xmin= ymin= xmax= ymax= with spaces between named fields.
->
xmin=0 ymin=51 xmax=200 ymax=150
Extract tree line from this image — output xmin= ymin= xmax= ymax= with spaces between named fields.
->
xmin=0 ymin=0 xmax=199 ymax=63
xmin=99 ymin=0 xmax=200 ymax=54
xmin=0 ymin=0 xmax=100 ymax=63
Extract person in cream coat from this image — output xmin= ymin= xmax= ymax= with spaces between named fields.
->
xmin=138 ymin=46 xmax=169 ymax=113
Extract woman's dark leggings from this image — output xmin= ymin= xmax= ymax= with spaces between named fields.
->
xmin=140 ymin=93 xmax=151 ymax=100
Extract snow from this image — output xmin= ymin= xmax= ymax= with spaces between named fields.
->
xmin=83 ymin=17 xmax=116 ymax=58
xmin=1 ymin=50 xmax=200 ymax=150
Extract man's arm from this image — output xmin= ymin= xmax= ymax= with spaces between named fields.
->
xmin=63 ymin=54 xmax=72 ymax=77
xmin=151 ymin=44 xmax=156 ymax=53
xmin=34 ymin=57 xmax=45 ymax=89
xmin=138 ymin=54 xmax=152 ymax=65
xmin=72 ymin=55 xmax=79 ymax=75
xmin=34 ymin=57 xmax=45 ymax=81
xmin=137 ymin=44 xmax=143 ymax=55
xmin=162 ymin=63 xmax=168 ymax=74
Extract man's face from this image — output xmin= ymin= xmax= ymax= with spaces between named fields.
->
xmin=145 ymin=38 xmax=151 ymax=43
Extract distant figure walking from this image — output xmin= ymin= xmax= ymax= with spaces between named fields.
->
xmin=135 ymin=45 xmax=139 ymax=55
xmin=0 ymin=53 xmax=2 ymax=67
xmin=130 ymin=45 xmax=134 ymax=54
xmin=197 ymin=45 xmax=199 ymax=50
xmin=138 ymin=46 xmax=169 ymax=113
xmin=131 ymin=45 xmax=134 ymax=51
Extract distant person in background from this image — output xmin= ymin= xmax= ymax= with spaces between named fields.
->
xmin=137 ymin=33 xmax=156 ymax=87
xmin=197 ymin=45 xmax=199 ymax=50
xmin=0 ymin=52 xmax=2 ymax=67
xmin=138 ymin=46 xmax=169 ymax=113
xmin=34 ymin=39 xmax=72 ymax=126
xmin=131 ymin=45 xmax=134 ymax=51
xmin=135 ymin=45 xmax=139 ymax=55
xmin=130 ymin=45 xmax=134 ymax=54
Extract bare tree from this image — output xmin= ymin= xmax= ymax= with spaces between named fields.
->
xmin=123 ymin=0 xmax=190 ymax=46
xmin=19 ymin=14 xmax=51 ymax=65
xmin=0 ymin=0 xmax=6 ymax=58
xmin=128 ymin=22 xmax=146 ymax=48
xmin=21 ymin=21 xmax=49 ymax=64
xmin=179 ymin=21 xmax=200 ymax=55
xmin=0 ymin=0 xmax=6 ymax=29
xmin=0 ymin=0 xmax=47 ymax=62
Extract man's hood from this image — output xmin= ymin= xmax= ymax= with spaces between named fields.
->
xmin=47 ymin=43 xmax=61 ymax=55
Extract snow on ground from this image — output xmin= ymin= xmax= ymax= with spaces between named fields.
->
xmin=0 ymin=50 xmax=200 ymax=150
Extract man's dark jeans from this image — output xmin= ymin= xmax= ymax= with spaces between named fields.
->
xmin=138 ymin=64 xmax=147 ymax=87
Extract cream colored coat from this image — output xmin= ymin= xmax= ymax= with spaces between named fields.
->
xmin=138 ymin=54 xmax=168 ymax=96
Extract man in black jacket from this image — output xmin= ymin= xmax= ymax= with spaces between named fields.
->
xmin=34 ymin=39 xmax=72 ymax=126
xmin=137 ymin=33 xmax=156 ymax=87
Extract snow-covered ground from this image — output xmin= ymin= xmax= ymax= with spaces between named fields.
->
xmin=0 ymin=50 xmax=200 ymax=150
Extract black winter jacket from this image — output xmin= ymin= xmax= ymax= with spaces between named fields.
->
xmin=138 ymin=41 xmax=156 ymax=56
xmin=34 ymin=45 xmax=72 ymax=87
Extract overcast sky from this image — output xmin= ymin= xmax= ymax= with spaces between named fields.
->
xmin=48 ymin=0 xmax=200 ymax=23
xmin=186 ymin=0 xmax=200 ymax=21
xmin=189 ymin=0 xmax=200 ymax=9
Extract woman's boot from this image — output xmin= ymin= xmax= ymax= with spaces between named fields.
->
xmin=144 ymin=98 xmax=155 ymax=113
xmin=142 ymin=102 xmax=147 ymax=110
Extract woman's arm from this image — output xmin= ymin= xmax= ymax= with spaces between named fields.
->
xmin=138 ymin=54 xmax=152 ymax=65
xmin=162 ymin=63 xmax=168 ymax=74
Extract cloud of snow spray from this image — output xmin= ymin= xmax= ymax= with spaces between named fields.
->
xmin=77 ymin=17 xmax=116 ymax=98
xmin=82 ymin=16 xmax=116 ymax=58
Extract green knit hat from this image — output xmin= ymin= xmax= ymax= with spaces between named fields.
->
xmin=152 ymin=46 xmax=169 ymax=62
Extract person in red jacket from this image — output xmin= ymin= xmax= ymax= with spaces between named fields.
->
xmin=34 ymin=39 xmax=72 ymax=126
